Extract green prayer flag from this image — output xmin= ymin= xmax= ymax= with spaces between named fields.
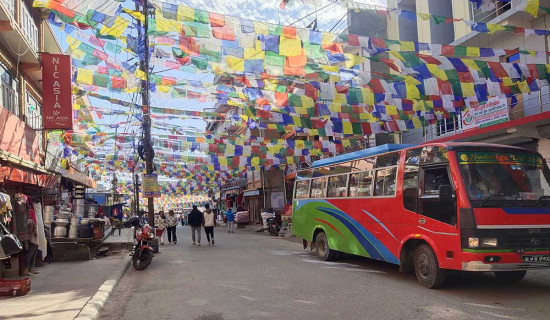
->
xmin=191 ymin=57 xmax=208 ymax=70
xmin=268 ymin=24 xmax=283 ymax=36
xmin=432 ymin=15 xmax=446 ymax=24
xmin=303 ymin=42 xmax=324 ymax=59
xmin=265 ymin=51 xmax=286 ymax=67
xmin=194 ymin=9 xmax=209 ymax=24
xmin=453 ymin=46 xmax=468 ymax=57
xmin=352 ymin=122 xmax=362 ymax=135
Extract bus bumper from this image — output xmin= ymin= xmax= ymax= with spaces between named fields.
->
xmin=461 ymin=251 xmax=550 ymax=271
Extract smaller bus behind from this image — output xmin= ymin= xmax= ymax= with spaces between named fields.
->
xmin=292 ymin=143 xmax=550 ymax=288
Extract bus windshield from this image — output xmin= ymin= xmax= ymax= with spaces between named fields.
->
xmin=457 ymin=151 xmax=550 ymax=202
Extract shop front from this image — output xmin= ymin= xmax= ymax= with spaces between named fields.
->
xmin=243 ymin=188 xmax=262 ymax=225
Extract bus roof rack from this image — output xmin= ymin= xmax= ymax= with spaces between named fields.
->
xmin=311 ymin=144 xmax=416 ymax=168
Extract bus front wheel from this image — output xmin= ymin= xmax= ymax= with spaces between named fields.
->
xmin=413 ymin=244 xmax=446 ymax=289
xmin=315 ymin=232 xmax=335 ymax=261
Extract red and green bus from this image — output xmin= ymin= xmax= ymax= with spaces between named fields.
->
xmin=292 ymin=143 xmax=550 ymax=288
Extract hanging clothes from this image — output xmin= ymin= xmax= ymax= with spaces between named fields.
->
xmin=13 ymin=193 xmax=29 ymax=241
xmin=0 ymin=192 xmax=13 ymax=224
xmin=33 ymin=202 xmax=47 ymax=259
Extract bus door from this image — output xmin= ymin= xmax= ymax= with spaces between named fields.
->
xmin=416 ymin=163 xmax=458 ymax=239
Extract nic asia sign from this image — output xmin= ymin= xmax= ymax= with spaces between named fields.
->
xmin=42 ymin=54 xmax=73 ymax=130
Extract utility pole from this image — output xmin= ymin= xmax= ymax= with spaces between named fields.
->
xmin=138 ymin=0 xmax=155 ymax=225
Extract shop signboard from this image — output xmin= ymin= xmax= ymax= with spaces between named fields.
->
xmin=461 ymin=97 xmax=509 ymax=131
xmin=42 ymin=54 xmax=73 ymax=130
xmin=142 ymin=174 xmax=161 ymax=198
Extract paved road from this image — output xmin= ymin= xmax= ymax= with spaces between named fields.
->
xmin=100 ymin=225 xmax=550 ymax=320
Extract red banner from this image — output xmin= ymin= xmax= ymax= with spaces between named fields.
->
xmin=42 ymin=54 xmax=73 ymax=130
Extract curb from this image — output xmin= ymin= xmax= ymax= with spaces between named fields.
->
xmin=73 ymin=255 xmax=132 ymax=320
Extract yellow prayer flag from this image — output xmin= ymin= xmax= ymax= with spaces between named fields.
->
xmin=487 ymin=23 xmax=506 ymax=34
xmin=76 ymin=69 xmax=93 ymax=85
xmin=462 ymin=59 xmax=480 ymax=71
xmin=100 ymin=17 xmax=129 ymax=38
xmin=292 ymin=115 xmax=302 ymax=127
xmin=226 ymin=56 xmax=244 ymax=71
xmin=135 ymin=69 xmax=147 ymax=80
xmin=386 ymin=106 xmax=398 ymax=115
xmin=344 ymin=53 xmax=366 ymax=68
xmin=66 ymin=36 xmax=81 ymax=49
xmin=526 ymin=0 xmax=539 ymax=18
xmin=254 ymin=21 xmax=269 ymax=35
xmin=518 ymin=81 xmax=531 ymax=93
xmin=390 ymin=51 xmax=405 ymax=62
xmin=466 ymin=47 xmax=480 ymax=57
xmin=399 ymin=41 xmax=415 ymax=52
xmin=342 ymin=122 xmax=353 ymax=134
xmin=329 ymin=75 xmax=341 ymax=82
xmin=427 ymin=64 xmax=448 ymax=80
xmin=244 ymin=47 xmax=265 ymax=60
xmin=406 ymin=83 xmax=420 ymax=100
xmin=301 ymin=95 xmax=314 ymax=109
xmin=279 ymin=37 xmax=302 ymax=57
xmin=286 ymin=157 xmax=294 ymax=165
xmin=461 ymin=82 xmax=475 ymax=97
xmin=219 ymin=157 xmax=228 ymax=166
xmin=361 ymin=88 xmax=374 ymax=105
xmin=417 ymin=13 xmax=431 ymax=20
xmin=502 ymin=77 xmax=514 ymax=87
xmin=177 ymin=6 xmax=195 ymax=21
xmin=333 ymin=93 xmax=347 ymax=104
xmin=158 ymin=85 xmax=171 ymax=93
xmin=403 ymin=75 xmax=422 ymax=85
xmin=412 ymin=117 xmax=422 ymax=128
xmin=123 ymin=8 xmax=145 ymax=22
xmin=295 ymin=140 xmax=305 ymax=149
xmin=320 ymin=65 xmax=339 ymax=73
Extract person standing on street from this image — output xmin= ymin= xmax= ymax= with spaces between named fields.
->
xmin=188 ymin=205 xmax=203 ymax=246
xmin=203 ymin=204 xmax=216 ymax=245
xmin=154 ymin=211 xmax=167 ymax=245
xmin=166 ymin=210 xmax=178 ymax=244
xmin=225 ymin=208 xmax=235 ymax=233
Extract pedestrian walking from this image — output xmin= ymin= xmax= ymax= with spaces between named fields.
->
xmin=166 ymin=210 xmax=178 ymax=244
xmin=188 ymin=205 xmax=203 ymax=246
xmin=154 ymin=211 xmax=167 ymax=245
xmin=225 ymin=208 xmax=235 ymax=233
xmin=203 ymin=204 xmax=216 ymax=245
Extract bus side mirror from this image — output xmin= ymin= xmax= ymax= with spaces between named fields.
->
xmin=439 ymin=185 xmax=454 ymax=202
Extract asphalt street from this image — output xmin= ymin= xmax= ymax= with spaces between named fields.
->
xmin=100 ymin=225 xmax=550 ymax=320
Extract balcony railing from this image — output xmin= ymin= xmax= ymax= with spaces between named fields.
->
xmin=1 ymin=0 xmax=14 ymax=18
xmin=469 ymin=0 xmax=512 ymax=23
xmin=20 ymin=2 xmax=38 ymax=52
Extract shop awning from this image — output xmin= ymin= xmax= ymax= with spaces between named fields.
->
xmin=243 ymin=189 xmax=261 ymax=197
xmin=64 ymin=167 xmax=97 ymax=189
xmin=0 ymin=166 xmax=59 ymax=189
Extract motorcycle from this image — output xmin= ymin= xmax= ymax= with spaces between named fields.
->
xmin=267 ymin=216 xmax=280 ymax=236
xmin=129 ymin=217 xmax=155 ymax=270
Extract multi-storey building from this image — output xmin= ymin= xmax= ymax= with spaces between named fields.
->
xmin=387 ymin=0 xmax=550 ymax=157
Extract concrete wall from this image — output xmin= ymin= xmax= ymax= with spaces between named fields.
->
xmin=428 ymin=0 xmax=455 ymax=44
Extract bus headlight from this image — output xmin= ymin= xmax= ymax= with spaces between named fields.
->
xmin=468 ymin=237 xmax=479 ymax=248
xmin=481 ymin=238 xmax=498 ymax=248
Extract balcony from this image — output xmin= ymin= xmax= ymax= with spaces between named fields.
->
xmin=0 ymin=0 xmax=39 ymax=65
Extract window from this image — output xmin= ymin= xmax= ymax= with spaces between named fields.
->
xmin=295 ymin=180 xmax=310 ymax=199
xmin=419 ymin=146 xmax=448 ymax=164
xmin=327 ymin=174 xmax=348 ymax=198
xmin=374 ymin=167 xmax=397 ymax=196
xmin=349 ymin=171 xmax=373 ymax=197
xmin=0 ymin=64 xmax=18 ymax=117
xmin=352 ymin=158 xmax=376 ymax=171
xmin=376 ymin=152 xmax=400 ymax=168
xmin=436 ymin=115 xmax=461 ymax=136
xmin=403 ymin=166 xmax=419 ymax=212
xmin=26 ymin=92 xmax=42 ymax=130
xmin=423 ymin=167 xmax=451 ymax=195
xmin=329 ymin=161 xmax=353 ymax=174
xmin=310 ymin=177 xmax=327 ymax=198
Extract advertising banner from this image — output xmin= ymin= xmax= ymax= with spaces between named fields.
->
xmin=42 ymin=54 xmax=73 ymax=130
xmin=461 ymin=97 xmax=509 ymax=131
xmin=142 ymin=173 xmax=161 ymax=198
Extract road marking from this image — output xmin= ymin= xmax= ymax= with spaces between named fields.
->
xmin=212 ymin=282 xmax=254 ymax=292
xmin=464 ymin=303 xmax=524 ymax=311
xmin=479 ymin=311 xmax=520 ymax=319
xmin=238 ymin=295 xmax=257 ymax=301
xmin=294 ymin=299 xmax=318 ymax=305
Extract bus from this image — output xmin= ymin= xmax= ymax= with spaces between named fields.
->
xmin=291 ymin=143 xmax=550 ymax=288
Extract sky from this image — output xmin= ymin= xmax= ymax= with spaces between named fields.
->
xmin=52 ymin=0 xmax=387 ymax=188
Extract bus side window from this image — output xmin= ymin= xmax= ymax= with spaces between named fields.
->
xmin=295 ymin=180 xmax=310 ymax=199
xmin=327 ymin=175 xmax=348 ymax=198
xmin=419 ymin=166 xmax=456 ymax=226
xmin=349 ymin=171 xmax=372 ymax=197
xmin=374 ymin=167 xmax=397 ymax=196
xmin=310 ymin=177 xmax=327 ymax=199
xmin=403 ymin=166 xmax=419 ymax=212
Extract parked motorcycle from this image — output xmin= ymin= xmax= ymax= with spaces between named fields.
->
xmin=266 ymin=216 xmax=280 ymax=236
xmin=128 ymin=217 xmax=154 ymax=270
